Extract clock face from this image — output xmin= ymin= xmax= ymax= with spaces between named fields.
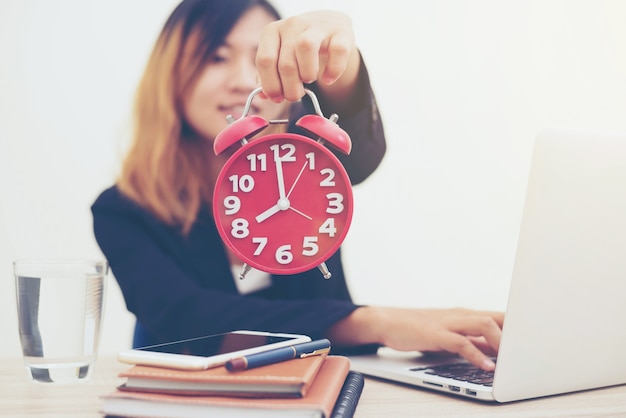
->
xmin=213 ymin=133 xmax=353 ymax=275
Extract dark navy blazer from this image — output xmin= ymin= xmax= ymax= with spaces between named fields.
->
xmin=92 ymin=62 xmax=386 ymax=347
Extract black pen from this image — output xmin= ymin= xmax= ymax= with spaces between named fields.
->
xmin=225 ymin=339 xmax=331 ymax=371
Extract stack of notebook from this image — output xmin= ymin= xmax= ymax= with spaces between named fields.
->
xmin=101 ymin=354 xmax=364 ymax=418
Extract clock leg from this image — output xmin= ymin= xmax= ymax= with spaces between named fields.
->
xmin=238 ymin=263 xmax=251 ymax=280
xmin=317 ymin=263 xmax=332 ymax=280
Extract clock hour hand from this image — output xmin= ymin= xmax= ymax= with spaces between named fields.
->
xmin=256 ymin=202 xmax=312 ymax=223
xmin=255 ymin=198 xmax=290 ymax=223
xmin=256 ymin=204 xmax=280 ymax=223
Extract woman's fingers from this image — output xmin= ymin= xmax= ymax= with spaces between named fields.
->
xmin=256 ymin=12 xmax=355 ymax=102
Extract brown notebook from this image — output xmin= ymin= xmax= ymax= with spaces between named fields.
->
xmin=118 ymin=352 xmax=327 ymax=398
xmin=102 ymin=355 xmax=351 ymax=418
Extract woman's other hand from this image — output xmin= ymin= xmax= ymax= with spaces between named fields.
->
xmin=327 ymin=307 xmax=505 ymax=371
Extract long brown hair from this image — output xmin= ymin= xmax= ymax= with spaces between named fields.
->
xmin=118 ymin=0 xmax=281 ymax=234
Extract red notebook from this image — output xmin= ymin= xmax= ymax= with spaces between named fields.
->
xmin=102 ymin=355 xmax=351 ymax=418
xmin=118 ymin=353 xmax=327 ymax=398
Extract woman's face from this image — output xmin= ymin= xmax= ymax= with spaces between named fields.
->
xmin=183 ymin=6 xmax=285 ymax=142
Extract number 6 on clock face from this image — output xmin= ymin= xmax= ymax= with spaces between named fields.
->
xmin=213 ymin=133 xmax=353 ymax=275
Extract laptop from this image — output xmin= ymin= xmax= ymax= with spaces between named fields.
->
xmin=349 ymin=127 xmax=626 ymax=402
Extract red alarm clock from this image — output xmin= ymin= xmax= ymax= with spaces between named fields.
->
xmin=213 ymin=87 xmax=353 ymax=280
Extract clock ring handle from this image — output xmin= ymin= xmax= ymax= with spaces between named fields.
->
xmin=239 ymin=87 xmax=326 ymax=120
xmin=239 ymin=87 xmax=264 ymax=119
xmin=303 ymin=88 xmax=326 ymax=119
xmin=214 ymin=87 xmax=352 ymax=156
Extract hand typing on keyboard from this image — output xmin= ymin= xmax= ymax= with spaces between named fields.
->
xmin=417 ymin=361 xmax=497 ymax=386
xmin=327 ymin=307 xmax=504 ymax=371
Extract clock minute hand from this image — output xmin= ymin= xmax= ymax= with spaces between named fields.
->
xmin=274 ymin=153 xmax=287 ymax=200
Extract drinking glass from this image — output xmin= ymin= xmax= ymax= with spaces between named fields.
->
xmin=14 ymin=259 xmax=107 ymax=383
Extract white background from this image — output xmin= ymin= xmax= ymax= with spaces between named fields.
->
xmin=1 ymin=0 xmax=625 ymax=358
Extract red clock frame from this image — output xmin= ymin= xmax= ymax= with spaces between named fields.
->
xmin=213 ymin=132 xmax=353 ymax=276
xmin=213 ymin=87 xmax=353 ymax=279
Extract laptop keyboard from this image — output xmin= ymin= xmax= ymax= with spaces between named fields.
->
xmin=412 ymin=361 xmax=496 ymax=387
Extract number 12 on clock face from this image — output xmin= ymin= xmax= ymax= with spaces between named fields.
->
xmin=213 ymin=133 xmax=354 ymax=275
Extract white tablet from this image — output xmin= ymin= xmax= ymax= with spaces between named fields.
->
xmin=117 ymin=330 xmax=311 ymax=370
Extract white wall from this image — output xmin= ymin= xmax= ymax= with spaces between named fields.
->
xmin=1 ymin=0 xmax=625 ymax=358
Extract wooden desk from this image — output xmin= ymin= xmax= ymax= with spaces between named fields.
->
xmin=2 ymin=356 xmax=625 ymax=417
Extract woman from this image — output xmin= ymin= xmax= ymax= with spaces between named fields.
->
xmin=92 ymin=0 xmax=502 ymax=371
